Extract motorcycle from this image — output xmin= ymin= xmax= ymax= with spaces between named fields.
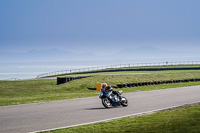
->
xmin=99 ymin=89 xmax=128 ymax=108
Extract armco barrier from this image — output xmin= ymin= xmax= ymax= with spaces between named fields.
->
xmin=56 ymin=67 xmax=200 ymax=75
xmin=114 ymin=78 xmax=200 ymax=89
xmin=37 ymin=61 xmax=200 ymax=78
xmin=88 ymin=78 xmax=200 ymax=90
xmin=57 ymin=76 xmax=93 ymax=85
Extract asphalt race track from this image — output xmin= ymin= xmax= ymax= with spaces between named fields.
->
xmin=0 ymin=86 xmax=200 ymax=133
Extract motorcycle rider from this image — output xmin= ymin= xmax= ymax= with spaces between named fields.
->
xmin=101 ymin=83 xmax=119 ymax=96
xmin=99 ymin=83 xmax=128 ymax=108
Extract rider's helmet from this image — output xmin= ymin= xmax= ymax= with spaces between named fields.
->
xmin=102 ymin=83 xmax=107 ymax=88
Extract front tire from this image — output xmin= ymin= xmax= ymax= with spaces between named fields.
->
xmin=102 ymin=98 xmax=112 ymax=108
xmin=120 ymin=96 xmax=128 ymax=107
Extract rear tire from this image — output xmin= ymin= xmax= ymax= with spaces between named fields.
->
xmin=120 ymin=96 xmax=128 ymax=107
xmin=102 ymin=98 xmax=112 ymax=108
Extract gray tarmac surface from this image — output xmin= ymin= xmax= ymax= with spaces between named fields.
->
xmin=0 ymin=85 xmax=200 ymax=133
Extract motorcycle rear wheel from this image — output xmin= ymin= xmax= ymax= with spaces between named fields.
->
xmin=120 ymin=96 xmax=128 ymax=107
xmin=102 ymin=98 xmax=112 ymax=108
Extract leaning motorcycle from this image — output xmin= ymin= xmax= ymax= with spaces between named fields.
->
xmin=99 ymin=90 xmax=128 ymax=108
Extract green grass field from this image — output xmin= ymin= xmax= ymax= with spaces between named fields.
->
xmin=46 ymin=103 xmax=200 ymax=133
xmin=0 ymin=68 xmax=200 ymax=106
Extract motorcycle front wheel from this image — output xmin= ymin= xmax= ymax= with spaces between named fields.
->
xmin=120 ymin=96 xmax=128 ymax=107
xmin=102 ymin=98 xmax=112 ymax=108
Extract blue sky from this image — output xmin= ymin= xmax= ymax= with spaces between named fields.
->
xmin=0 ymin=0 xmax=200 ymax=54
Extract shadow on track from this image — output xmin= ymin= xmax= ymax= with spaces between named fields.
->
xmin=86 ymin=107 xmax=106 ymax=110
xmin=86 ymin=106 xmax=123 ymax=110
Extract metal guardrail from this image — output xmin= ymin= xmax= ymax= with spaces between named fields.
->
xmin=36 ymin=61 xmax=200 ymax=78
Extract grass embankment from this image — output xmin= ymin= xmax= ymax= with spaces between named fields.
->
xmin=44 ymin=64 xmax=200 ymax=78
xmin=46 ymin=103 xmax=200 ymax=133
xmin=116 ymin=64 xmax=200 ymax=69
xmin=0 ymin=70 xmax=200 ymax=106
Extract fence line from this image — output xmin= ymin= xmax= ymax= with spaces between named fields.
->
xmin=36 ymin=61 xmax=200 ymax=78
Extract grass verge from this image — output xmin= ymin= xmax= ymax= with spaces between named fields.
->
xmin=45 ymin=103 xmax=200 ymax=133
